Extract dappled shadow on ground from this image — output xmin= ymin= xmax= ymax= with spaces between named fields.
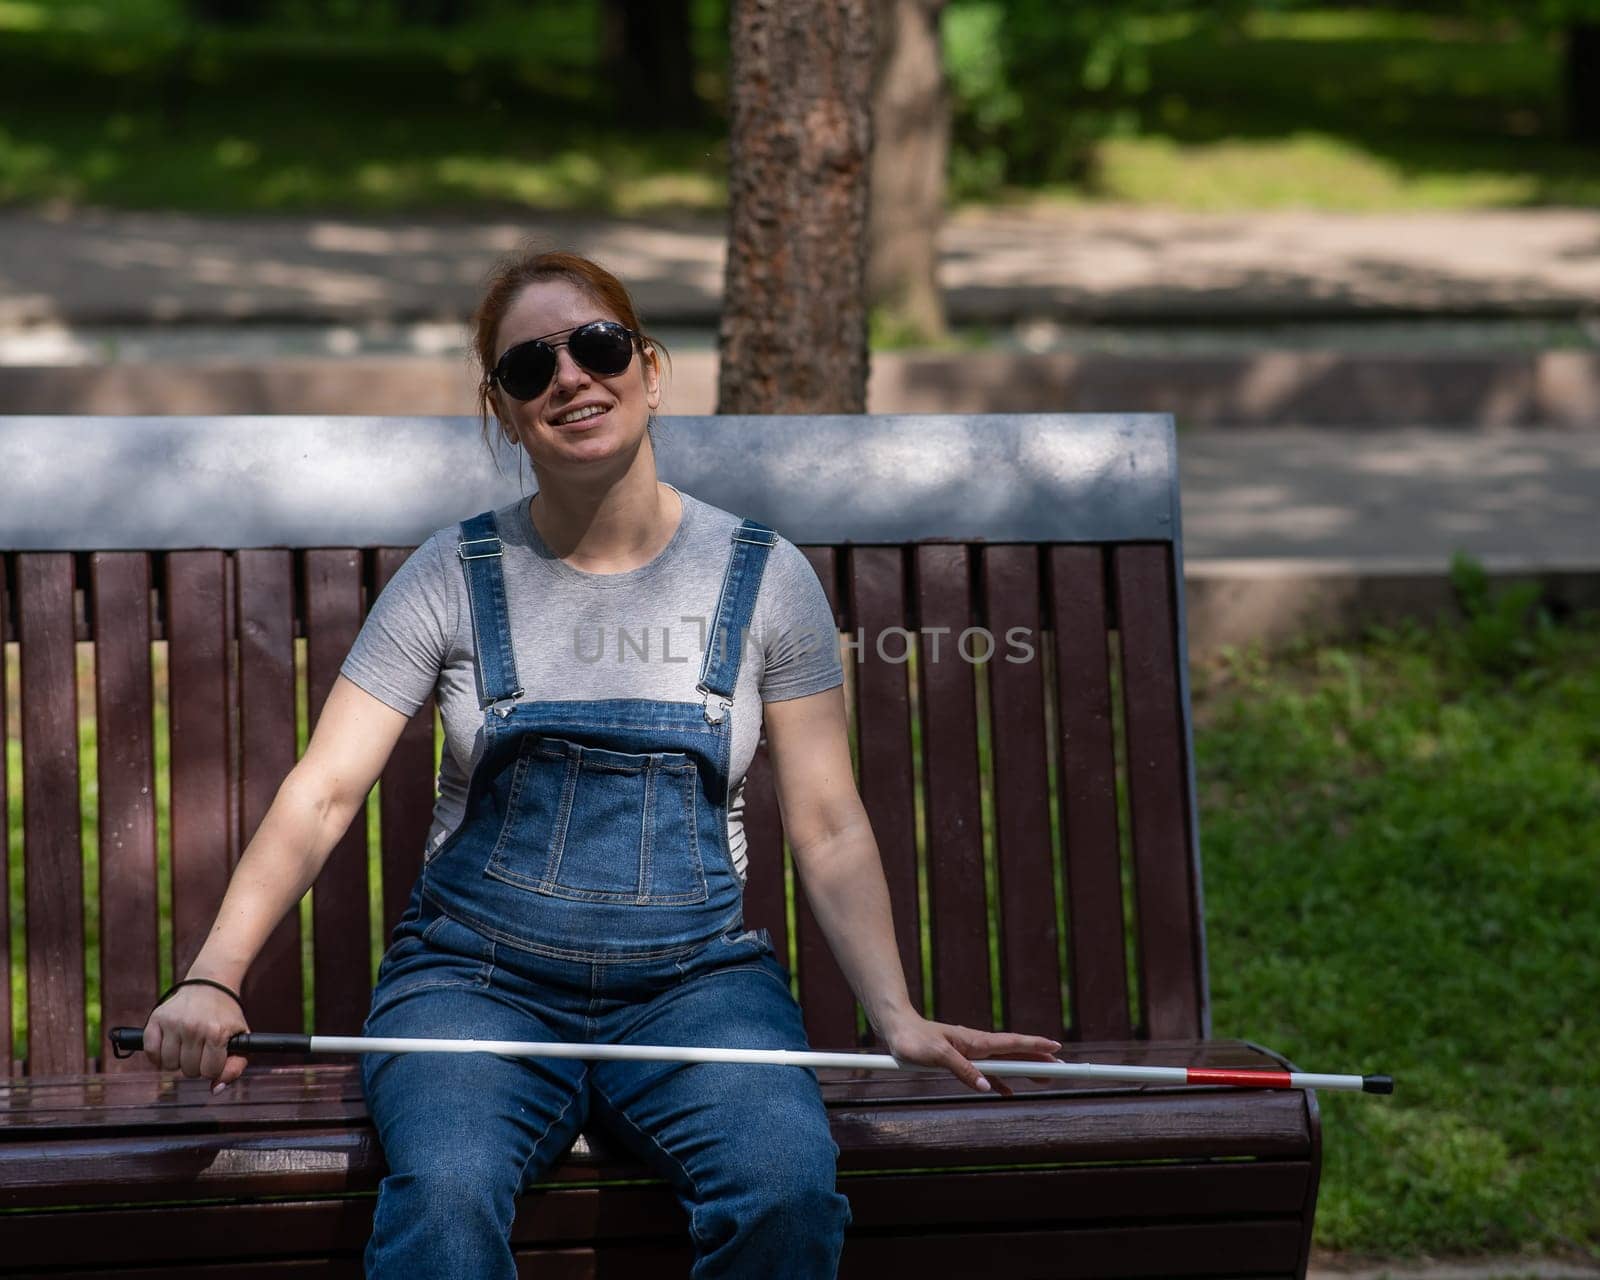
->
xmin=0 ymin=208 xmax=727 ymax=327
xmin=6 ymin=205 xmax=1600 ymax=331
xmin=937 ymin=208 xmax=1600 ymax=322
xmin=1175 ymin=428 xmax=1600 ymax=563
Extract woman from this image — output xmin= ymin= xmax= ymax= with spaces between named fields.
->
xmin=141 ymin=249 xmax=1063 ymax=1278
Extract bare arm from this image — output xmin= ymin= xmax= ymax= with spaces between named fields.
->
xmin=764 ymin=685 xmax=1062 ymax=1094
xmin=143 ymin=675 xmax=413 ymax=1086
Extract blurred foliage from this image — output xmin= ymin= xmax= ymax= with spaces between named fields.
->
xmin=5 ymin=1 xmax=1600 ymax=212
xmin=942 ymin=0 xmax=1243 ymax=193
xmin=1446 ymin=551 xmax=1560 ymax=680
xmin=0 ymin=0 xmax=731 ymax=213
xmin=941 ymin=0 xmax=1600 ymax=200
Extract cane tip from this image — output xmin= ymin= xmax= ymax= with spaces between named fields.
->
xmin=1363 ymin=1074 xmax=1395 ymax=1094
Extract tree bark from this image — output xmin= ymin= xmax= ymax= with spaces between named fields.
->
xmin=186 ymin=0 xmax=271 ymax=24
xmin=717 ymin=0 xmax=874 ymax=414
xmin=602 ymin=0 xmax=702 ymax=126
xmin=1566 ymin=22 xmax=1600 ymax=145
xmin=868 ymin=0 xmax=949 ymax=343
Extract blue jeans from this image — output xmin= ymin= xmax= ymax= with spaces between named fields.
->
xmin=360 ymin=909 xmax=851 ymax=1279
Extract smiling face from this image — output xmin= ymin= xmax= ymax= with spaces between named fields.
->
xmin=490 ymin=276 xmax=662 ymax=479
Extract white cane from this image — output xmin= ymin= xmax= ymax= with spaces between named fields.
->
xmin=110 ymin=1029 xmax=1394 ymax=1093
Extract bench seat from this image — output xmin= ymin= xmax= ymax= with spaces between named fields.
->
xmin=2 ymin=1040 xmax=1316 ymax=1277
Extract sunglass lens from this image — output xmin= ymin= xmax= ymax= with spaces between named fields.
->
xmin=497 ymin=342 xmax=556 ymax=400
xmin=569 ymin=323 xmax=635 ymax=376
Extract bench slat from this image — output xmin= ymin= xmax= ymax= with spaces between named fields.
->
xmin=983 ymin=545 xmax=1064 ymax=1038
xmin=1113 ymin=546 xmax=1205 ymax=1039
xmin=303 ymin=550 xmax=371 ymax=1034
xmin=1 ymin=556 xmax=11 ymax=1075
xmin=165 ymin=553 xmax=234 ymax=990
xmin=89 ymin=554 xmax=161 ymax=1074
xmin=838 ymin=1220 xmax=1305 ymax=1278
xmin=787 ymin=549 xmax=865 ymax=1048
xmin=19 ymin=553 xmax=87 ymax=1075
xmin=236 ymin=551 xmax=303 ymax=1035
xmin=916 ymin=544 xmax=993 ymax=1029
xmin=373 ymin=548 xmax=434 ymax=945
xmin=0 ymin=1090 xmax=1315 ymax=1216
xmin=0 ymin=1064 xmax=1314 ymax=1205
xmin=2 ymin=1164 xmax=1313 ymax=1270
xmin=224 ymin=553 xmax=243 ymax=883
xmin=846 ymin=547 xmax=923 ymax=1028
xmin=1050 ymin=546 xmax=1134 ymax=1041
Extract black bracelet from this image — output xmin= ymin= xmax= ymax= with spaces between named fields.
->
xmin=157 ymin=977 xmax=244 ymax=1009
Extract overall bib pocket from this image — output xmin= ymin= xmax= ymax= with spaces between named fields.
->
xmin=484 ymin=735 xmax=709 ymax=905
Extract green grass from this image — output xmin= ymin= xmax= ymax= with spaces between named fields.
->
xmin=1192 ymin=608 xmax=1600 ymax=1256
xmin=1086 ymin=11 xmax=1599 ymax=210
xmin=0 ymin=0 xmax=729 ymax=214
xmin=2 ymin=3 xmax=1598 ymax=213
xmin=6 ymin=593 xmax=1598 ymax=1256
xmin=946 ymin=5 xmax=1600 ymax=210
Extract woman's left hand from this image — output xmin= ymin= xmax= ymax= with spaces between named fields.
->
xmin=880 ymin=1013 xmax=1063 ymax=1096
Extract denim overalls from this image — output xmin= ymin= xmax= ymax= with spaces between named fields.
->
xmin=359 ymin=508 xmax=851 ymax=1280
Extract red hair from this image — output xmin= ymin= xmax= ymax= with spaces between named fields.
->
xmin=470 ymin=247 xmax=669 ymax=450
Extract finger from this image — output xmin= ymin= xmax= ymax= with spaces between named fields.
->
xmin=199 ymin=1033 xmax=231 ymax=1083
xmin=179 ymin=1032 xmax=203 ymax=1078
xmin=215 ymin=1052 xmax=249 ymax=1092
xmin=969 ymin=1033 xmax=1064 ymax=1057
xmin=938 ymin=1046 xmax=993 ymax=1095
xmin=159 ymin=1023 xmax=183 ymax=1073
xmin=932 ymin=1027 xmax=1014 ymax=1095
xmin=991 ymin=1034 xmax=1064 ymax=1052
xmin=142 ymin=1019 xmax=163 ymax=1070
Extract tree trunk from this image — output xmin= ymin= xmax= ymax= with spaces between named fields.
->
xmin=717 ymin=0 xmax=874 ymax=414
xmin=186 ymin=0 xmax=270 ymax=24
xmin=602 ymin=0 xmax=702 ymax=126
xmin=1567 ymin=23 xmax=1600 ymax=145
xmin=868 ymin=0 xmax=949 ymax=343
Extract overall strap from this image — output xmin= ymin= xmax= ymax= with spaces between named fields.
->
xmin=695 ymin=518 xmax=779 ymax=724
xmin=456 ymin=510 xmax=524 ymax=715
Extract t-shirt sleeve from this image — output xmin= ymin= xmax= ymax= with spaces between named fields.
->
xmin=339 ymin=532 xmax=459 ymax=717
xmin=757 ymin=537 xmax=844 ymax=703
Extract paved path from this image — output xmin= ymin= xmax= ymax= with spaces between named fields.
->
xmin=1176 ymin=428 xmax=1600 ymax=567
xmin=6 ymin=205 xmax=1600 ymax=328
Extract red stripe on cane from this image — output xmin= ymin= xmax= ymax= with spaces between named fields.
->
xmin=1186 ymin=1068 xmax=1294 ymax=1089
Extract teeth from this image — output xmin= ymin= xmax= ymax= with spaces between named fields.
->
xmin=555 ymin=405 xmax=606 ymax=426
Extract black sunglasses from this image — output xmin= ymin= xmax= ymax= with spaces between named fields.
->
xmin=488 ymin=320 xmax=640 ymax=402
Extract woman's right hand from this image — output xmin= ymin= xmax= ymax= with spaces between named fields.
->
xmin=142 ymin=985 xmax=251 ymax=1093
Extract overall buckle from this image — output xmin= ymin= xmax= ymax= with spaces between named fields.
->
xmin=696 ymin=682 xmax=732 ymax=724
xmin=487 ymin=689 xmax=524 ymax=718
xmin=458 ymin=536 xmax=504 ymax=561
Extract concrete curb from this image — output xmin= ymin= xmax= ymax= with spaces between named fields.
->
xmin=5 ymin=350 xmax=1600 ymax=426
xmin=1183 ymin=558 xmax=1600 ymax=662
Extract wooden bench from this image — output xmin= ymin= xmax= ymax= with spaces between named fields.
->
xmin=0 ymin=412 xmax=1321 ymax=1278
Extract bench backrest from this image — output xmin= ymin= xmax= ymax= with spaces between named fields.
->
xmin=1 ymin=414 xmax=1207 ymax=1076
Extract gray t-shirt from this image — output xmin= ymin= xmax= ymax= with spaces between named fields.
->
xmin=339 ymin=483 xmax=844 ymax=886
